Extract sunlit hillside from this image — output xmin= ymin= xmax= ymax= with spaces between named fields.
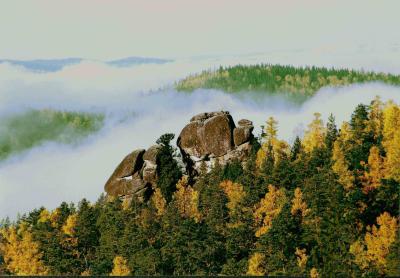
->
xmin=176 ymin=64 xmax=400 ymax=99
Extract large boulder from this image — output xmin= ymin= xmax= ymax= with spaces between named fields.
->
xmin=104 ymin=145 xmax=161 ymax=200
xmin=178 ymin=111 xmax=235 ymax=158
xmin=177 ymin=111 xmax=254 ymax=175
xmin=233 ymin=119 xmax=254 ymax=146
xmin=104 ymin=149 xmax=145 ymax=196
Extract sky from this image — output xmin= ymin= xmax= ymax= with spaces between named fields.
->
xmin=1 ymin=0 xmax=399 ymax=60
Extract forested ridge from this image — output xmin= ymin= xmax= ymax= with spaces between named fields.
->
xmin=0 ymin=97 xmax=399 ymax=277
xmin=176 ymin=64 xmax=400 ymax=99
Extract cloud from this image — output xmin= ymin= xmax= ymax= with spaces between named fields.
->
xmin=1 ymin=58 xmax=400 ymax=219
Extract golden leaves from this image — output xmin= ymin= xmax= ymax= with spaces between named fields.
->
xmin=246 ymin=252 xmax=265 ymax=276
xmin=291 ymin=188 xmax=310 ymax=218
xmin=254 ymin=185 xmax=287 ymax=237
xmin=295 ymin=247 xmax=308 ymax=270
xmin=219 ymin=180 xmax=246 ymax=217
xmin=173 ymin=176 xmax=201 ymax=223
xmin=302 ymin=112 xmax=326 ymax=153
xmin=350 ymin=212 xmax=398 ymax=273
xmin=151 ymin=188 xmax=167 ymax=217
xmin=62 ymin=213 xmax=77 ymax=237
xmin=0 ymin=226 xmax=48 ymax=275
xmin=110 ymin=256 xmax=131 ymax=276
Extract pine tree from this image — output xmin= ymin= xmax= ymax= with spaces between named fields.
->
xmin=325 ymin=114 xmax=338 ymax=149
xmin=156 ymin=133 xmax=182 ymax=202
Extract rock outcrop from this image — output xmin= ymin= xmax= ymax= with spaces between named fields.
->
xmin=105 ymin=111 xmax=254 ymax=201
xmin=104 ymin=145 xmax=161 ymax=201
xmin=177 ymin=111 xmax=254 ymax=175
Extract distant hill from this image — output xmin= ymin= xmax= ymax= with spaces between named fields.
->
xmin=0 ymin=56 xmax=173 ymax=72
xmin=106 ymin=56 xmax=172 ymax=67
xmin=0 ymin=58 xmax=82 ymax=72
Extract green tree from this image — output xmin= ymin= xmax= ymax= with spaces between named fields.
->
xmin=156 ymin=133 xmax=182 ymax=202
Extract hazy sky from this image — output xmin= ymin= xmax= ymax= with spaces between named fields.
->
xmin=1 ymin=0 xmax=399 ymax=59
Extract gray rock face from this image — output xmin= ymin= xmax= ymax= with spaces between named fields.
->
xmin=177 ymin=111 xmax=254 ymax=175
xmin=234 ymin=119 xmax=254 ymax=146
xmin=104 ymin=145 xmax=161 ymax=200
xmin=178 ymin=111 xmax=235 ymax=158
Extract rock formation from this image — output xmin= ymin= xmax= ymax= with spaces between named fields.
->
xmin=104 ymin=145 xmax=161 ymax=201
xmin=104 ymin=111 xmax=254 ymax=200
xmin=177 ymin=111 xmax=254 ymax=175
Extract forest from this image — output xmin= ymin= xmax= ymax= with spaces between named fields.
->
xmin=176 ymin=64 xmax=400 ymax=99
xmin=0 ymin=109 xmax=104 ymax=161
xmin=0 ymin=97 xmax=399 ymax=277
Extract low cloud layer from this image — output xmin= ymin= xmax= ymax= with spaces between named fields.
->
xmin=1 ymin=57 xmax=400 ymax=219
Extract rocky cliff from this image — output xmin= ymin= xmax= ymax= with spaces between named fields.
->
xmin=104 ymin=111 xmax=254 ymax=200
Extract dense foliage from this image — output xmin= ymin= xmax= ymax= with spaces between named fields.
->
xmin=176 ymin=64 xmax=400 ymax=100
xmin=1 ymin=98 xmax=399 ymax=276
xmin=0 ymin=109 xmax=104 ymax=160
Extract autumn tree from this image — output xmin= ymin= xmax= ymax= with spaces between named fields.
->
xmin=332 ymin=141 xmax=355 ymax=191
xmin=291 ymin=188 xmax=310 ymax=219
xmin=246 ymin=252 xmax=265 ymax=275
xmin=254 ymin=185 xmax=287 ymax=237
xmin=361 ymin=146 xmax=385 ymax=193
xmin=110 ymin=256 xmax=131 ymax=276
xmin=382 ymin=101 xmax=400 ymax=182
xmin=256 ymin=117 xmax=289 ymax=168
xmin=173 ymin=176 xmax=201 ymax=223
xmin=302 ymin=112 xmax=326 ymax=153
xmin=0 ymin=224 xmax=48 ymax=275
xmin=350 ymin=212 xmax=398 ymax=274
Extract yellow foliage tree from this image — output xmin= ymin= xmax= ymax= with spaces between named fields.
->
xmin=295 ymin=247 xmax=308 ymax=270
xmin=62 ymin=213 xmax=77 ymax=237
xmin=382 ymin=100 xmax=400 ymax=182
xmin=350 ymin=212 xmax=398 ymax=274
xmin=362 ymin=146 xmax=385 ymax=193
xmin=173 ymin=176 xmax=201 ymax=223
xmin=254 ymin=184 xmax=287 ymax=237
xmin=0 ymin=225 xmax=48 ymax=275
xmin=302 ymin=112 xmax=326 ymax=153
xmin=366 ymin=96 xmax=384 ymax=139
xmin=256 ymin=117 xmax=289 ymax=168
xmin=219 ymin=180 xmax=246 ymax=217
xmin=110 ymin=255 xmax=131 ymax=276
xmin=291 ymin=188 xmax=310 ymax=218
xmin=332 ymin=141 xmax=355 ymax=191
xmin=151 ymin=188 xmax=167 ymax=217
xmin=310 ymin=267 xmax=319 ymax=278
xmin=246 ymin=252 xmax=265 ymax=276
